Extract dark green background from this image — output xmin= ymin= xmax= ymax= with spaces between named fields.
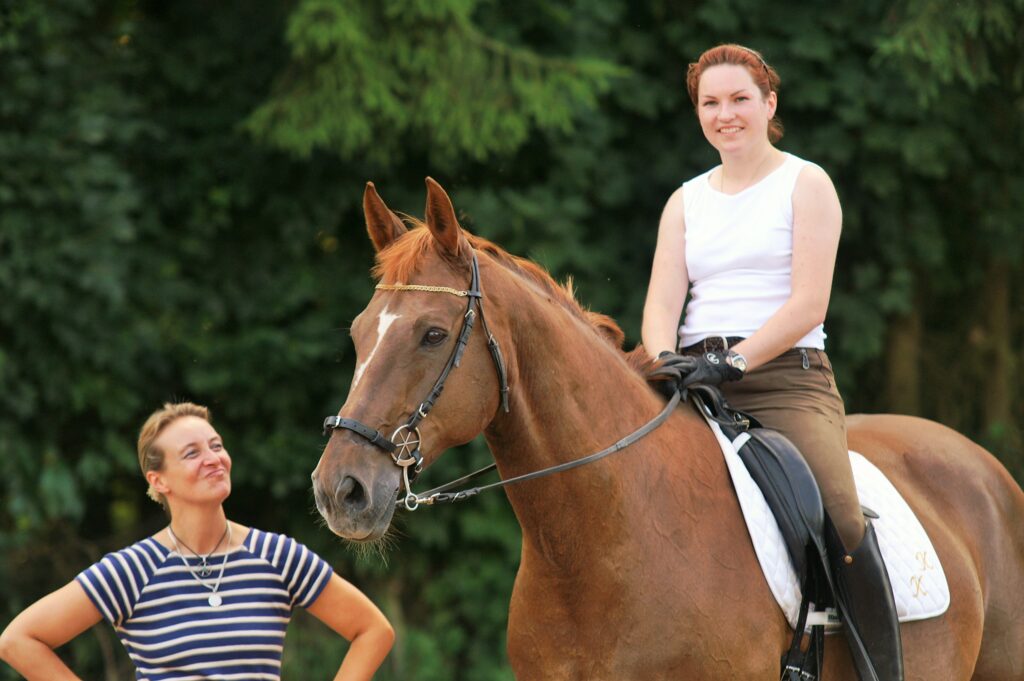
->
xmin=2 ymin=1 xmax=1022 ymax=678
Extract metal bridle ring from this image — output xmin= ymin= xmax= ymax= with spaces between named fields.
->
xmin=389 ymin=424 xmax=422 ymax=467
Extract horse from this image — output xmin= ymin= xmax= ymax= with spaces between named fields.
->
xmin=311 ymin=178 xmax=1024 ymax=680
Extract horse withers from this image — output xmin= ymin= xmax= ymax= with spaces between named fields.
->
xmin=312 ymin=178 xmax=1024 ymax=680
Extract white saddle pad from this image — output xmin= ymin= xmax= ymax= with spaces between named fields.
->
xmin=704 ymin=418 xmax=951 ymax=630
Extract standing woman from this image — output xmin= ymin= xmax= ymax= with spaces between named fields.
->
xmin=642 ymin=45 xmax=902 ymax=681
xmin=0 ymin=402 xmax=394 ymax=680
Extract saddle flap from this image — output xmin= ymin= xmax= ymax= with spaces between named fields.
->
xmin=747 ymin=430 xmax=825 ymax=538
xmin=697 ymin=402 xmax=951 ymax=631
xmin=735 ymin=428 xmax=825 ymax=581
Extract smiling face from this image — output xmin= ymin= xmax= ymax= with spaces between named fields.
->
xmin=696 ymin=63 xmax=777 ymax=154
xmin=147 ymin=416 xmax=232 ymax=510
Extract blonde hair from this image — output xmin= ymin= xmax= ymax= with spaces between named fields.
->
xmin=137 ymin=402 xmax=211 ymax=508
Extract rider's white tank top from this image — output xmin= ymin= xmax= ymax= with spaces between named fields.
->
xmin=678 ymin=152 xmax=826 ymax=350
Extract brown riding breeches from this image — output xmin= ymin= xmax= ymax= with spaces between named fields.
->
xmin=718 ymin=348 xmax=866 ymax=551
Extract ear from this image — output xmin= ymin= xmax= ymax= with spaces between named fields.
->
xmin=146 ymin=470 xmax=170 ymax=495
xmin=766 ymin=90 xmax=778 ymax=120
xmin=364 ymin=182 xmax=408 ymax=252
xmin=424 ymin=177 xmax=470 ymax=260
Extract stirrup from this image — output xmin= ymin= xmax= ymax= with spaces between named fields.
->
xmin=781 ymin=666 xmax=817 ymax=681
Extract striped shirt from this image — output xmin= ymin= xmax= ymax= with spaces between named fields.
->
xmin=76 ymin=528 xmax=333 ymax=680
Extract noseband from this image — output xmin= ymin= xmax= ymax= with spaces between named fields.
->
xmin=323 ymin=252 xmax=511 ymax=506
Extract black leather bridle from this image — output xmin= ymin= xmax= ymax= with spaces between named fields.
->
xmin=322 ymin=248 xmax=716 ymax=512
xmin=323 ymin=252 xmax=510 ymax=508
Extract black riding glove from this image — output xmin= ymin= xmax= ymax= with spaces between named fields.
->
xmin=646 ymin=350 xmax=743 ymax=399
xmin=646 ymin=351 xmax=694 ymax=400
xmin=679 ymin=350 xmax=744 ymax=388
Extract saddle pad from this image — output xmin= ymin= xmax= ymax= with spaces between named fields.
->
xmin=704 ymin=419 xmax=951 ymax=630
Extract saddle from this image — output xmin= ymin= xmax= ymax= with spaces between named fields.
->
xmin=687 ymin=386 xmax=844 ymax=681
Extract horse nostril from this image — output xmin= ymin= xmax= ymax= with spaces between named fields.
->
xmin=338 ymin=475 xmax=368 ymax=512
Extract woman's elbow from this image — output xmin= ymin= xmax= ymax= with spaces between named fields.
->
xmin=356 ymin=610 xmax=394 ymax=651
xmin=378 ymin=617 xmax=396 ymax=650
xmin=0 ymin=625 xmax=20 ymax=664
xmin=810 ymin=305 xmax=828 ymax=328
xmin=792 ymin=294 xmax=829 ymax=328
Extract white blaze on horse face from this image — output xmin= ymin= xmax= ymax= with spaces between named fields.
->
xmin=351 ymin=307 xmax=401 ymax=391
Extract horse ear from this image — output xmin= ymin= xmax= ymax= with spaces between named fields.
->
xmin=364 ymin=182 xmax=407 ymax=253
xmin=424 ymin=177 xmax=469 ymax=260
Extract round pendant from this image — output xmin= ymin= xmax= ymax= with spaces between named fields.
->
xmin=199 ymin=565 xmax=212 ymax=578
xmin=208 ymin=594 xmax=222 ymax=607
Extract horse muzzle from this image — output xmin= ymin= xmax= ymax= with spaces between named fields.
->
xmin=312 ymin=446 xmax=401 ymax=541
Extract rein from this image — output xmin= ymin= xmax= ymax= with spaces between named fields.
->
xmin=407 ymin=384 xmax=751 ymax=508
xmin=322 ymin=248 xmax=691 ymax=511
xmin=402 ymin=388 xmax=681 ymax=509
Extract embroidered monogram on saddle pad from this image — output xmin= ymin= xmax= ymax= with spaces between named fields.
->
xmin=704 ymin=419 xmax=951 ymax=631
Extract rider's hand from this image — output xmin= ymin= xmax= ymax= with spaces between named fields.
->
xmin=646 ymin=351 xmax=693 ymax=399
xmin=680 ymin=350 xmax=744 ymax=388
xmin=646 ymin=351 xmax=743 ymax=399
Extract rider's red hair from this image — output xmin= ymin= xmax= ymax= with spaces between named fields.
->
xmin=686 ymin=44 xmax=784 ymax=143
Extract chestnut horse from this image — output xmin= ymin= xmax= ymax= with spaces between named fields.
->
xmin=312 ymin=178 xmax=1024 ymax=680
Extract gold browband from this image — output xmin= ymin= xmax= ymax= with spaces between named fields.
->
xmin=375 ymin=283 xmax=470 ymax=297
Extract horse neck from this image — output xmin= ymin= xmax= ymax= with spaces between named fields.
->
xmin=481 ymin=266 xmax=716 ymax=569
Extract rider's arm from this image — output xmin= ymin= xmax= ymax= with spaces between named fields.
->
xmin=0 ymin=581 xmax=103 ymax=680
xmin=731 ymin=164 xmax=842 ymax=370
xmin=642 ymin=186 xmax=689 ymax=358
xmin=306 ymin=573 xmax=395 ymax=681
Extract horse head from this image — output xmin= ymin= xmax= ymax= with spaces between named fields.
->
xmin=312 ymin=178 xmax=509 ymax=541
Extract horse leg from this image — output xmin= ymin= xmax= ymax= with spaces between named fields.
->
xmin=968 ymin=483 xmax=1024 ymax=681
xmin=971 ymin=599 xmax=1024 ymax=681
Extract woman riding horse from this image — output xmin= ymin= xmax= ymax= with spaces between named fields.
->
xmin=642 ymin=44 xmax=900 ymax=680
xmin=311 ymin=176 xmax=1024 ymax=680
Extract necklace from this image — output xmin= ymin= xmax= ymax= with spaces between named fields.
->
xmin=168 ymin=522 xmax=228 ymax=577
xmin=719 ymin=149 xmax=775 ymax=194
xmin=168 ymin=522 xmax=232 ymax=607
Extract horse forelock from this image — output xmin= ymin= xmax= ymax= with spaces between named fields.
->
xmin=370 ymin=221 xmax=637 ymax=360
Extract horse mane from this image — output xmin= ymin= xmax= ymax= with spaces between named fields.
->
xmin=372 ymin=221 xmax=656 ymax=376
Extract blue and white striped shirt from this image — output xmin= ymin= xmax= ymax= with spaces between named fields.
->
xmin=76 ymin=528 xmax=333 ymax=680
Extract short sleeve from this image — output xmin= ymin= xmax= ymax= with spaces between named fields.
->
xmin=75 ymin=539 xmax=163 ymax=628
xmin=276 ymin=536 xmax=334 ymax=608
xmin=76 ymin=553 xmax=135 ymax=627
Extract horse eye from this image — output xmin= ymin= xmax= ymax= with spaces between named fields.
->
xmin=422 ymin=328 xmax=448 ymax=346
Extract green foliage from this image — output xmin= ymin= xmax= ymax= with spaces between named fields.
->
xmin=0 ymin=0 xmax=147 ymax=544
xmin=3 ymin=0 xmax=1024 ymax=679
xmin=246 ymin=0 xmax=625 ymax=165
xmin=875 ymin=0 xmax=1024 ymax=101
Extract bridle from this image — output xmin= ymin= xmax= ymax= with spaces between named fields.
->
xmin=323 ymin=252 xmax=510 ymax=508
xmin=323 ymin=248 xmax=695 ymax=511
